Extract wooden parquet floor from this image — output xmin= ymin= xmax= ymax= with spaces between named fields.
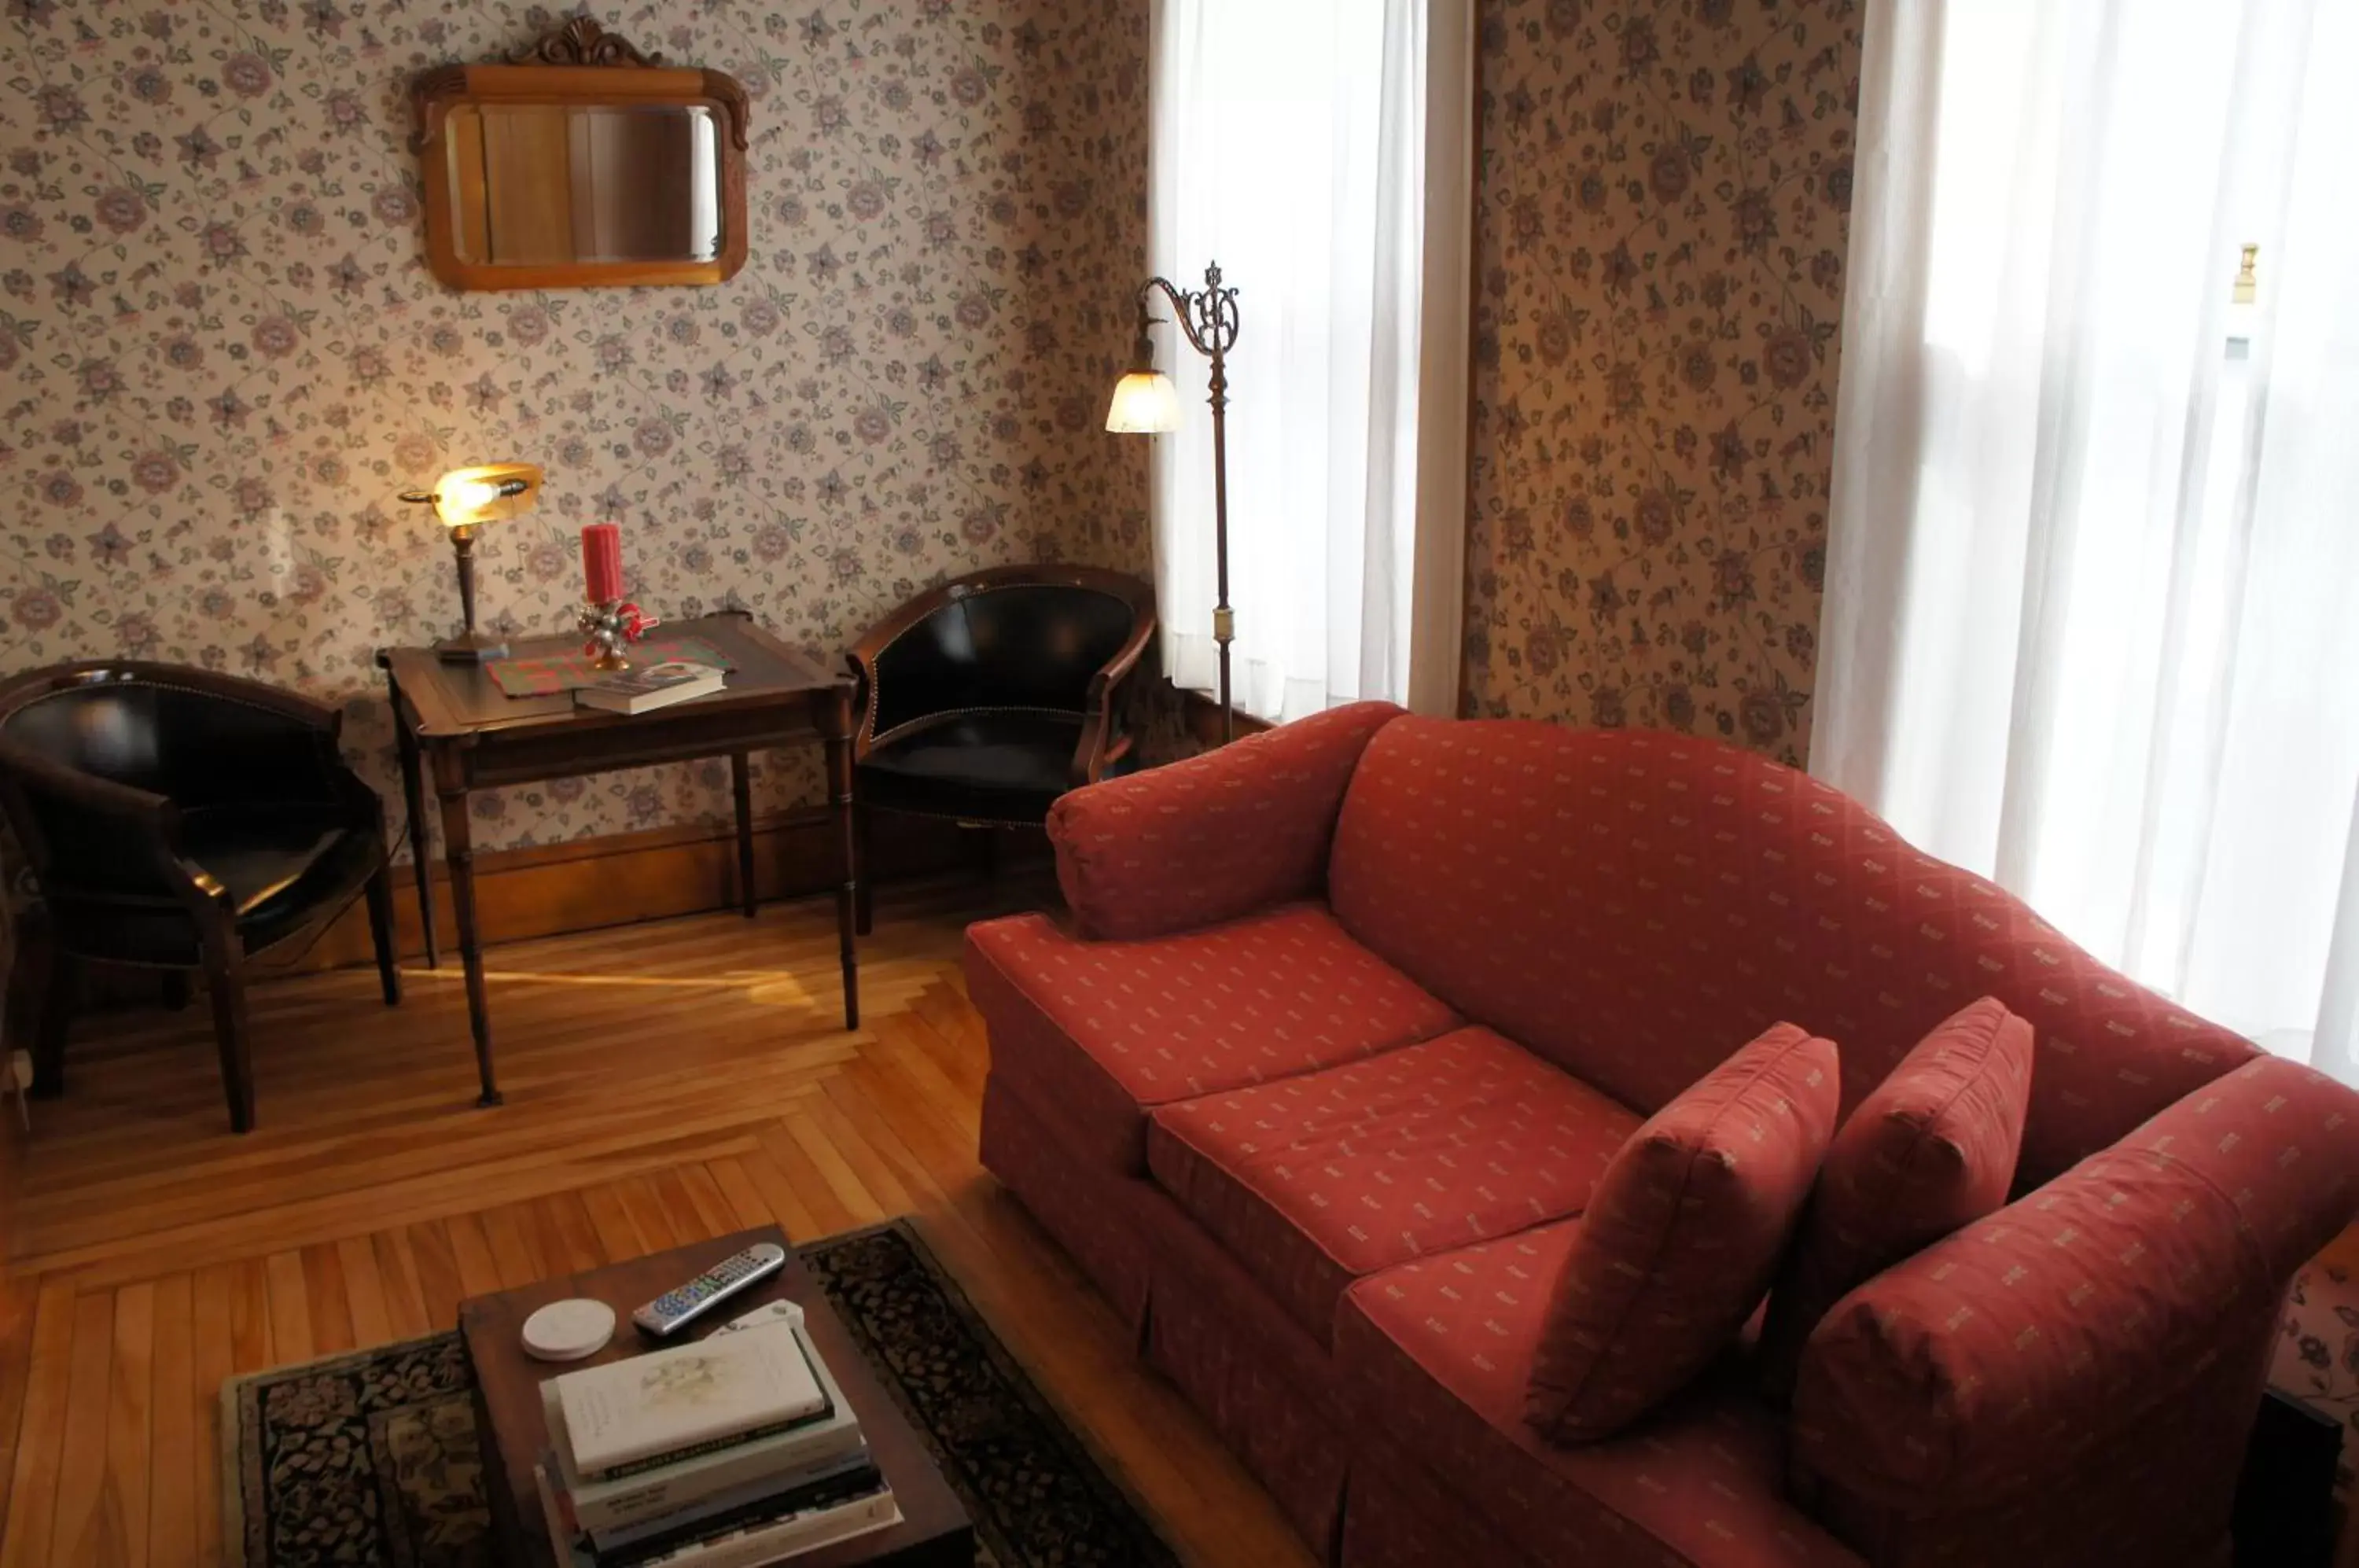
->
xmin=0 ymin=878 xmax=1312 ymax=1568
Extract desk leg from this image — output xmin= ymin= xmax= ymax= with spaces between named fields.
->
xmin=824 ymin=727 xmax=859 ymax=1030
xmin=731 ymin=750 xmax=757 ymax=918
xmin=392 ymin=697 xmax=440 ymax=970
xmin=437 ymin=788 xmax=502 ymax=1106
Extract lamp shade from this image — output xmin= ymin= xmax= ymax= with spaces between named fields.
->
xmin=1105 ymin=371 xmax=1182 ymax=434
xmin=421 ymin=462 xmax=542 ymax=529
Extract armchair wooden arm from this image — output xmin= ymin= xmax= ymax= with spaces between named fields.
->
xmin=0 ymin=736 xmax=253 ymax=951
xmin=1071 ymin=599 xmax=1158 ymax=788
xmin=0 ymin=737 xmax=197 ymax=904
xmin=846 ymin=603 xmax=926 ymax=766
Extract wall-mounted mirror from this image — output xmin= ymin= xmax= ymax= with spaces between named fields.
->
xmin=410 ymin=19 xmax=749 ymax=292
xmin=443 ymin=104 xmax=724 ymax=267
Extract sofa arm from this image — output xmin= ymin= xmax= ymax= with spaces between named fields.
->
xmin=1792 ymin=1054 xmax=2359 ymax=1504
xmin=1047 ymin=700 xmax=1404 ymax=941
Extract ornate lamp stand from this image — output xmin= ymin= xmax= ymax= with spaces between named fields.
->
xmin=1106 ymin=262 xmax=1243 ymax=742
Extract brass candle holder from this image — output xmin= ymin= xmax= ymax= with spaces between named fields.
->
xmin=577 ymin=599 xmax=653 ymax=672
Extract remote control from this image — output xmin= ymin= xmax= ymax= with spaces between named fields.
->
xmin=631 ymin=1242 xmax=787 ymax=1338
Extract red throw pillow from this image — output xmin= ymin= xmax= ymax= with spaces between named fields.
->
xmin=1524 ymin=1022 xmax=1840 ymax=1443
xmin=1757 ymin=996 xmax=2034 ymax=1402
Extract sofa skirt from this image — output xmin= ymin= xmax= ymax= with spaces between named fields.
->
xmin=981 ymin=1076 xmax=1356 ymax=1559
xmin=979 ymin=1073 xmax=1156 ymax=1338
xmin=1341 ymin=1434 xmax=1536 ymax=1568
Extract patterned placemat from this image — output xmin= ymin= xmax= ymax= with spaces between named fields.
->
xmin=220 ymin=1220 xmax=1179 ymax=1568
xmin=485 ymin=634 xmax=736 ymax=696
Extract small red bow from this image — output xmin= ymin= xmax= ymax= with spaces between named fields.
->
xmin=583 ymin=601 xmax=661 ymax=657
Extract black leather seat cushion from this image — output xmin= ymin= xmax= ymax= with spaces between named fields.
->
xmin=48 ymin=804 xmax=381 ymax=965
xmin=858 ymin=711 xmax=1085 ymax=824
xmin=227 ymin=817 xmax=382 ymax=954
xmin=181 ymin=805 xmax=350 ymax=915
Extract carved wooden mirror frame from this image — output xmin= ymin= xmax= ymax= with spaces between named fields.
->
xmin=410 ymin=18 xmax=750 ymax=292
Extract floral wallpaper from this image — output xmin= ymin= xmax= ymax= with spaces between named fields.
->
xmin=1460 ymin=0 xmax=1861 ymax=766
xmin=0 ymin=0 xmax=1150 ymax=853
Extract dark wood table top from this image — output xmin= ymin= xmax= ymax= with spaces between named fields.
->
xmin=381 ymin=612 xmax=849 ymax=739
xmin=459 ymin=1227 xmax=972 ymax=1566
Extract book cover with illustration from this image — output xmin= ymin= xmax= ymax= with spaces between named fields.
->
xmin=554 ymin=1320 xmax=824 ymax=1477
xmin=545 ymin=1321 xmax=863 ymax=1532
xmin=576 ymin=661 xmax=727 ymax=714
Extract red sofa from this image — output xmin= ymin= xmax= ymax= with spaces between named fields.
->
xmin=965 ymin=704 xmax=2359 ymax=1568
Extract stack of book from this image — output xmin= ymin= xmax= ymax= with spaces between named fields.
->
xmin=533 ymin=1302 xmax=898 ymax=1566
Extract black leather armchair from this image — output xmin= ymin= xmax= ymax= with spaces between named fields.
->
xmin=847 ymin=565 xmax=1155 ymax=933
xmin=0 ymin=663 xmax=402 ymax=1133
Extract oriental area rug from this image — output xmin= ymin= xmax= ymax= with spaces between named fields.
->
xmin=220 ymin=1220 xmax=1176 ymax=1567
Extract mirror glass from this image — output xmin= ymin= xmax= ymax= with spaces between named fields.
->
xmin=443 ymin=103 xmax=723 ymax=267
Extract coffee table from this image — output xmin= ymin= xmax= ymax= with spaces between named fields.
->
xmin=459 ymin=1227 xmax=973 ymax=1566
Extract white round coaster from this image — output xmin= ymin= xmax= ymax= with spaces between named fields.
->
xmin=521 ymin=1297 xmax=616 ymax=1362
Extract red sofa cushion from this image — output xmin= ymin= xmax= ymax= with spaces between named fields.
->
xmin=1147 ymin=1027 xmax=1640 ymax=1342
xmin=1324 ymin=718 xmax=2253 ymax=1185
xmin=1048 ymin=699 xmax=1404 ymax=942
xmin=1334 ymin=1222 xmax=1863 ymax=1568
xmin=1757 ymin=996 xmax=2034 ymax=1401
xmin=1526 ymin=1023 xmax=1841 ymax=1442
xmin=963 ymin=902 xmax=1458 ymax=1175
xmin=1793 ymin=1053 xmax=2359 ymax=1505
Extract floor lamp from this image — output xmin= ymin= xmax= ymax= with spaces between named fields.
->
xmin=1106 ymin=262 xmax=1242 ymax=743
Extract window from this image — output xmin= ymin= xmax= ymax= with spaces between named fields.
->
xmin=1144 ymin=0 xmax=1470 ymax=721
xmin=1814 ymin=0 xmax=2359 ymax=1080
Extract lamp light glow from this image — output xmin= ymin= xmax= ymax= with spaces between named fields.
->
xmin=423 ymin=462 xmax=542 ymax=531
xmin=1105 ymin=370 xmax=1183 ymax=434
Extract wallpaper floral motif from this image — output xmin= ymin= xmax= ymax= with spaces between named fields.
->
xmin=0 ymin=0 xmax=1150 ymax=852
xmin=1460 ymin=0 xmax=1861 ymax=766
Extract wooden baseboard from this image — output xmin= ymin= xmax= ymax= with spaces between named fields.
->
xmin=296 ymin=806 xmax=987 ymax=974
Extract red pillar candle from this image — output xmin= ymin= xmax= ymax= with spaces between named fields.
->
xmin=581 ymin=522 xmax=624 ymax=604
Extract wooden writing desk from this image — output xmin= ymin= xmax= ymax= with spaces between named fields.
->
xmin=377 ymin=613 xmax=859 ymax=1106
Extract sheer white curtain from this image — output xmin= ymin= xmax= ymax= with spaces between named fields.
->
xmin=1814 ymin=0 xmax=2359 ymax=1080
xmin=1146 ymin=0 xmax=1470 ymax=722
